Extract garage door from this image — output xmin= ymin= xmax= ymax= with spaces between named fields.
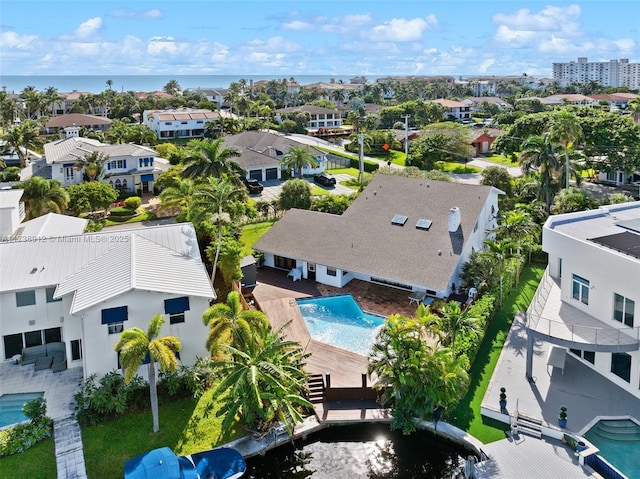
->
xmin=249 ymin=170 xmax=263 ymax=181
xmin=265 ymin=168 xmax=279 ymax=180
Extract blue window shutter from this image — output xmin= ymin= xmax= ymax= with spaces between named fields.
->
xmin=101 ymin=306 xmax=128 ymax=324
xmin=164 ymin=297 xmax=190 ymax=314
xmin=107 ymin=163 xmax=111 ymax=170
xmin=123 ymin=159 xmax=127 ymax=168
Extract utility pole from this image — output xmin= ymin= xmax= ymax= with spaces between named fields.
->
xmin=401 ymin=114 xmax=410 ymax=161
xmin=359 ymin=133 xmax=364 ymax=187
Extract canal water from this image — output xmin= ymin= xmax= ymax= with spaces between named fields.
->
xmin=245 ymin=423 xmax=469 ymax=478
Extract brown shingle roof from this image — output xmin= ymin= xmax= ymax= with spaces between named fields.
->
xmin=255 ymin=175 xmax=496 ymax=291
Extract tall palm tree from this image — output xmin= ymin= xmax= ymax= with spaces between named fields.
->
xmin=280 ymin=146 xmax=319 ymax=179
xmin=162 ymin=79 xmax=182 ymax=96
xmin=549 ymin=110 xmax=583 ymax=189
xmin=493 ymin=210 xmax=540 ymax=283
xmin=181 ymin=138 xmax=242 ymax=180
xmin=518 ymin=134 xmax=562 ymax=212
xmin=202 ymin=291 xmax=270 ymax=357
xmin=114 ymin=314 xmax=181 ymax=433
xmin=17 ymin=177 xmax=69 ymax=219
xmin=73 ymin=150 xmax=109 ymax=182
xmin=191 ymin=177 xmax=244 ymax=285
xmin=483 ymin=239 xmax=517 ymax=306
xmin=212 ymin=325 xmax=312 ymax=436
xmin=2 ymin=120 xmax=42 ymax=168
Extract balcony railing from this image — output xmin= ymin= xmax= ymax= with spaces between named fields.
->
xmin=18 ymin=202 xmax=25 ymax=222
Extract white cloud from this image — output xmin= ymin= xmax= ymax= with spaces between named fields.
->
xmin=111 ymin=8 xmax=162 ymax=19
xmin=493 ymin=5 xmax=581 ymax=31
xmin=478 ymin=58 xmax=496 ymax=73
xmin=243 ymin=36 xmax=301 ymax=53
xmin=147 ymin=37 xmax=180 ymax=56
xmin=0 ymin=31 xmax=38 ymax=49
xmin=75 ymin=17 xmax=103 ymax=39
xmin=494 ymin=25 xmax=538 ymax=46
xmin=370 ymin=16 xmax=436 ymax=42
xmin=282 ymin=20 xmax=313 ymax=32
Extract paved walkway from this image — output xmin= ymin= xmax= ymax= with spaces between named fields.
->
xmin=54 ymin=417 xmax=88 ymax=479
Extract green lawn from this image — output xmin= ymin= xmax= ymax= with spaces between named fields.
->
xmin=82 ymin=391 xmax=243 ymax=479
xmin=439 ymin=161 xmax=482 ymax=174
xmin=103 ymin=210 xmax=157 ymax=226
xmin=450 ymin=263 xmax=545 ymax=443
xmin=240 ymin=220 xmax=276 ymax=256
xmin=483 ymin=155 xmax=519 ymax=166
xmin=0 ymin=435 xmax=56 ymax=479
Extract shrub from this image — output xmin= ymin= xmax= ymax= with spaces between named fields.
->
xmin=109 ymin=206 xmax=135 ymax=216
xmin=124 ymin=196 xmax=142 ymax=210
xmin=349 ymin=157 xmax=380 ymax=173
xmin=0 ymin=398 xmax=52 ymax=457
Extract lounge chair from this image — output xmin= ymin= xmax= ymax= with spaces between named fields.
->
xmin=408 ymin=291 xmax=426 ymax=305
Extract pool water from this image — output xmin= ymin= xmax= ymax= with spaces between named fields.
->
xmin=245 ymin=423 xmax=467 ymax=478
xmin=297 ymin=295 xmax=385 ymax=355
xmin=0 ymin=392 xmax=44 ymax=428
xmin=584 ymin=419 xmax=640 ymax=479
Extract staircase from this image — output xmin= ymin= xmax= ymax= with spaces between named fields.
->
xmin=307 ymin=374 xmax=326 ymax=403
xmin=514 ymin=411 xmax=543 ymax=438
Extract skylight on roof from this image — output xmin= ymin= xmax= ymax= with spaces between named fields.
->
xmin=391 ymin=214 xmax=408 ymax=226
xmin=416 ymin=219 xmax=432 ymax=230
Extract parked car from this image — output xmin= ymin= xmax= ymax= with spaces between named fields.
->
xmin=313 ymin=173 xmax=336 ymax=186
xmin=242 ymin=178 xmax=264 ymax=194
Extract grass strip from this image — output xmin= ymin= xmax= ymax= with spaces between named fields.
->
xmin=0 ymin=435 xmax=56 ymax=479
xmin=450 ymin=263 xmax=544 ymax=443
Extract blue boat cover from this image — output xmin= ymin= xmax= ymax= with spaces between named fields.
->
xmin=124 ymin=447 xmax=180 ymax=479
xmin=189 ymin=447 xmax=246 ymax=479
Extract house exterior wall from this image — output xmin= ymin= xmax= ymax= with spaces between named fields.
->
xmin=143 ymin=112 xmax=208 ymax=140
xmin=543 ymin=217 xmax=640 ymax=398
xmin=0 ymin=286 xmax=210 ymax=379
xmin=77 ymin=291 xmax=210 ymax=379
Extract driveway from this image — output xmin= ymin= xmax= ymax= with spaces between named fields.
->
xmin=249 ymin=174 xmax=356 ymax=202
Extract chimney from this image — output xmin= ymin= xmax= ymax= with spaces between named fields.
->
xmin=448 ymin=207 xmax=461 ymax=232
xmin=65 ymin=125 xmax=80 ymax=139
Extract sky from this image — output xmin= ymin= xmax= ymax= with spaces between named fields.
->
xmin=1 ymin=0 xmax=639 ymax=78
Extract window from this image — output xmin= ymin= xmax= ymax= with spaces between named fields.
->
xmin=46 ymin=287 xmax=62 ymax=303
xmin=570 ymin=349 xmax=595 ymax=365
xmin=71 ymin=339 xmax=82 ymax=361
xmin=44 ymin=327 xmax=61 ymax=344
xmin=611 ymin=352 xmax=631 ymax=382
xmin=165 ymin=297 xmax=189 ymax=324
xmin=326 ymin=267 xmax=337 ymax=277
xmin=24 ymin=330 xmax=43 ymax=348
xmin=613 ymin=293 xmax=635 ymax=327
xmin=572 ymin=274 xmax=589 ymax=305
xmin=169 ymin=313 xmax=185 ymax=324
xmin=274 ymin=256 xmax=295 ymax=271
xmin=3 ymin=334 xmax=23 ymax=359
xmin=16 ymin=290 xmax=36 ymax=307
xmin=108 ymin=323 xmax=124 ymax=335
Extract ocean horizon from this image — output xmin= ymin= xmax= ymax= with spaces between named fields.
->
xmin=0 ymin=74 xmax=376 ymax=94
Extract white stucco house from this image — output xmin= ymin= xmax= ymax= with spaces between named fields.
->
xmin=428 ymin=99 xmax=472 ymax=122
xmin=527 ymin=202 xmax=640 ymax=399
xmin=275 ymin=105 xmax=343 ymax=131
xmin=254 ymin=175 xmax=502 ymax=299
xmin=43 ymin=127 xmax=169 ymax=193
xmin=0 ymin=189 xmax=215 ymax=380
xmin=143 ymin=108 xmax=237 ymax=140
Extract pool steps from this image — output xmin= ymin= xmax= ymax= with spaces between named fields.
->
xmin=307 ymin=374 xmax=326 ymax=403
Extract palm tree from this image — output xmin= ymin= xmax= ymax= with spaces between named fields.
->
xmin=212 ymin=325 xmax=312 ymax=436
xmin=493 ymin=210 xmax=540 ymax=283
xmin=73 ymin=150 xmax=109 ymax=182
xmin=163 ymin=79 xmax=182 ymax=96
xmin=2 ymin=120 xmax=42 ymax=168
xmin=106 ymin=79 xmax=113 ymax=90
xmin=191 ymin=177 xmax=244 ymax=285
xmin=483 ymin=239 xmax=517 ymax=306
xmin=114 ymin=314 xmax=181 ymax=433
xmin=518 ymin=134 xmax=562 ymax=212
xmin=181 ymin=138 xmax=242 ymax=180
xmin=629 ymin=97 xmax=640 ymax=124
xmin=437 ymin=301 xmax=480 ymax=353
xmin=202 ymin=291 xmax=270 ymax=357
xmin=17 ymin=177 xmax=69 ymax=219
xmin=549 ymin=110 xmax=582 ymax=189
xmin=158 ymin=177 xmax=196 ymax=217
xmin=280 ymin=146 xmax=319 ymax=179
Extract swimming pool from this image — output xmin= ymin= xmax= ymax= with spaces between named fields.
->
xmin=0 ymin=392 xmax=44 ymax=428
xmin=583 ymin=418 xmax=640 ymax=479
xmin=296 ymin=294 xmax=385 ymax=355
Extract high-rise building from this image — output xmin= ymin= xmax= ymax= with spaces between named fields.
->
xmin=552 ymin=57 xmax=640 ymax=90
